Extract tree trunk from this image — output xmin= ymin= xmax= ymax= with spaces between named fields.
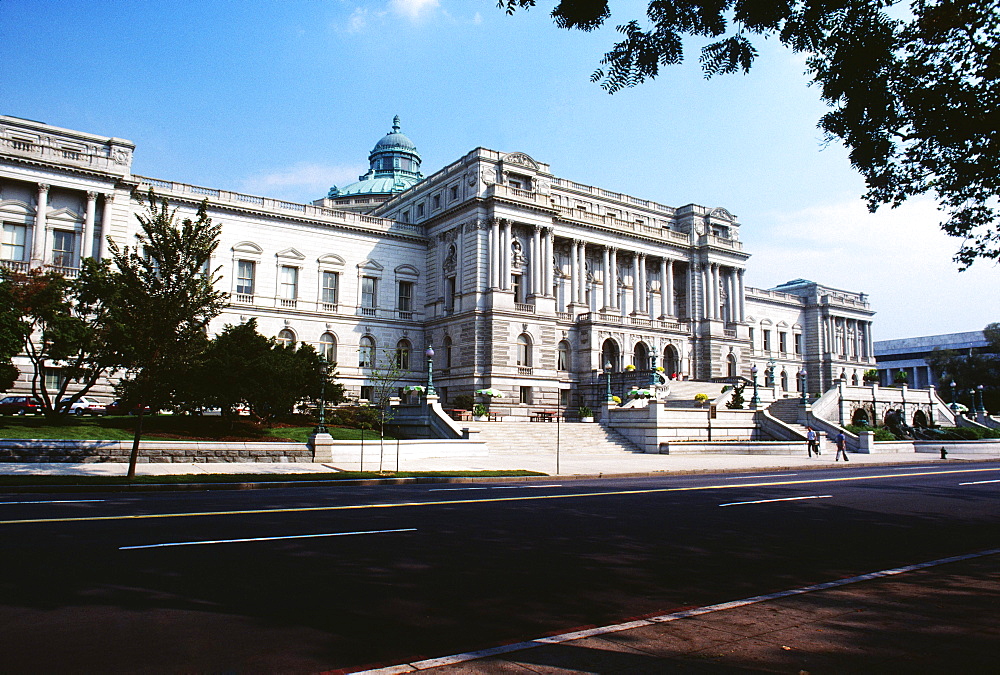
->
xmin=127 ymin=408 xmax=146 ymax=479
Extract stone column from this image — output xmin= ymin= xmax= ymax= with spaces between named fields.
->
xmin=543 ymin=228 xmax=553 ymax=297
xmin=609 ymin=248 xmax=618 ymax=310
xmin=31 ymin=183 xmax=49 ymax=265
xmin=569 ymin=240 xmax=579 ymax=305
xmin=489 ymin=219 xmax=500 ymax=288
xmin=631 ymin=253 xmax=641 ymax=315
xmin=501 ymin=220 xmax=511 ymax=290
xmin=602 ymin=247 xmax=611 ymax=311
xmin=97 ymin=193 xmax=114 ymax=259
xmin=712 ymin=264 xmax=721 ymax=320
xmin=659 ymin=258 xmax=668 ymax=318
xmin=578 ymin=241 xmax=587 ymax=306
xmin=531 ymin=225 xmax=541 ymax=296
xmin=82 ymin=191 xmax=97 ymax=260
xmin=738 ymin=268 xmax=746 ymax=322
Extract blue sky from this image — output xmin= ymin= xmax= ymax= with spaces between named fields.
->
xmin=3 ymin=0 xmax=996 ymax=339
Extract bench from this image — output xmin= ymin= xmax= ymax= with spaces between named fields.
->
xmin=445 ymin=408 xmax=472 ymax=421
xmin=530 ymin=410 xmax=557 ymax=422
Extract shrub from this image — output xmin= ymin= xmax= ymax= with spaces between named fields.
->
xmin=472 ymin=403 xmax=487 ymax=417
xmin=694 ymin=393 xmax=710 ymax=403
xmin=938 ymin=426 xmax=1000 ymax=440
xmin=578 ymin=406 xmax=593 ymax=417
xmin=893 ymin=371 xmax=909 ymax=384
xmin=452 ymin=394 xmax=474 ymax=410
xmin=845 ymin=424 xmax=896 ymax=441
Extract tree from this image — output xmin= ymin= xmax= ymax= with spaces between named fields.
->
xmin=103 ymin=191 xmax=228 ymax=478
xmin=501 ymin=0 xmax=1000 ymax=267
xmin=189 ymin=319 xmax=344 ymax=425
xmin=364 ymin=348 xmax=407 ymax=473
xmin=1 ymin=263 xmax=118 ymax=417
xmin=0 ymin=278 xmax=26 ymax=393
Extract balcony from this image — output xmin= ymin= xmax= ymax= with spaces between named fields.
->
xmin=514 ymin=302 xmax=536 ymax=313
xmin=233 ymin=293 xmax=254 ymax=304
xmin=360 ymin=306 xmax=378 ymax=317
xmin=279 ymin=298 xmax=297 ymax=309
xmin=0 ymin=259 xmax=28 ymax=273
xmin=518 ymin=366 xmax=533 ymax=376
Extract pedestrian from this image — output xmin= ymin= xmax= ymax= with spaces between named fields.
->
xmin=835 ymin=431 xmax=849 ymax=461
xmin=806 ymin=427 xmax=819 ymax=457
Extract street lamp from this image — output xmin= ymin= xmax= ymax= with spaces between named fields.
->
xmin=604 ymin=361 xmax=614 ymax=402
xmin=977 ymin=384 xmax=986 ymax=414
xmin=314 ymin=355 xmax=328 ymax=435
xmin=949 ymin=380 xmax=959 ymax=414
xmin=798 ymin=366 xmax=808 ymax=404
xmin=425 ymin=345 xmax=437 ymax=397
xmin=750 ymin=364 xmax=760 ymax=409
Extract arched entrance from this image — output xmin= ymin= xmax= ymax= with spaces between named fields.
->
xmin=664 ymin=345 xmax=680 ymax=378
xmin=852 ymin=408 xmax=871 ymax=426
xmin=601 ymin=339 xmax=621 ymax=372
xmin=633 ymin=342 xmax=649 ymax=370
xmin=913 ymin=409 xmax=928 ymax=428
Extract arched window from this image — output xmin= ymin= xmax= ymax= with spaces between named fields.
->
xmin=557 ymin=340 xmax=571 ymax=371
xmin=780 ymin=370 xmax=789 ymax=391
xmin=396 ymin=339 xmax=411 ymax=370
xmin=633 ymin=342 xmax=649 ymax=370
xmin=359 ymin=336 xmax=375 ymax=368
xmin=516 ymin=334 xmax=532 ymax=367
xmin=277 ymin=329 xmax=296 ymax=348
xmin=851 ymin=373 xmax=859 ymax=386
xmin=319 ymin=332 xmax=337 ymax=362
xmin=443 ymin=335 xmax=453 ymax=369
xmin=602 ymin=339 xmax=620 ymax=372
xmin=727 ymin=354 xmax=737 ymax=378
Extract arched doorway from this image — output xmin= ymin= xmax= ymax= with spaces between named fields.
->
xmin=664 ymin=345 xmax=680 ymax=379
xmin=633 ymin=342 xmax=649 ymax=370
xmin=852 ymin=408 xmax=871 ymax=426
xmin=913 ymin=409 xmax=928 ymax=428
xmin=727 ymin=353 xmax=737 ymax=378
xmin=601 ymin=339 xmax=620 ymax=372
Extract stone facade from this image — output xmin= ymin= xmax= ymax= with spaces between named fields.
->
xmin=0 ymin=114 xmax=876 ymax=410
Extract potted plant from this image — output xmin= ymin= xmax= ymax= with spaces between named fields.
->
xmin=578 ymin=406 xmax=594 ymax=422
xmin=694 ymin=392 xmax=710 ymax=406
xmin=893 ymin=371 xmax=908 ymax=386
xmin=472 ymin=403 xmax=488 ymax=421
xmin=625 ymin=364 xmax=636 ymax=371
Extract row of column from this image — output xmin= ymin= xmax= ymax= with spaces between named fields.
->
xmin=823 ymin=315 xmax=873 ymax=359
xmin=699 ymin=262 xmax=745 ymax=323
xmin=28 ymin=183 xmax=113 ymax=265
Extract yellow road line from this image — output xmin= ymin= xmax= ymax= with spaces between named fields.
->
xmin=2 ymin=466 xmax=998 ymax=526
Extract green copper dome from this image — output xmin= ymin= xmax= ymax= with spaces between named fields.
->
xmin=328 ymin=116 xmax=423 ymax=199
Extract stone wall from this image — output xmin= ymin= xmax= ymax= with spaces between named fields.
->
xmin=0 ymin=439 xmax=312 ymax=463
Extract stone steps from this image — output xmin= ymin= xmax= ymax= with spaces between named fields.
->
xmin=472 ymin=422 xmax=643 ymax=455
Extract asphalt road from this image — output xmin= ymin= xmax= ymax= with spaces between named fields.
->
xmin=1 ymin=462 xmax=998 ymax=673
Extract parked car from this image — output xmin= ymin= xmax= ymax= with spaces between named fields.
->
xmin=57 ymin=396 xmax=108 ymax=416
xmin=0 ymin=396 xmax=42 ymax=415
xmin=105 ymin=400 xmax=153 ymax=416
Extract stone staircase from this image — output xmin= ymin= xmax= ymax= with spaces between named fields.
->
xmin=661 ymin=381 xmax=728 ymax=407
xmin=471 ymin=421 xmax=643 ymax=455
xmin=766 ymin=398 xmax=810 ymax=439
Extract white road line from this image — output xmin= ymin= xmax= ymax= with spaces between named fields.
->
xmin=119 ymin=527 xmax=416 ymax=550
xmin=0 ymin=499 xmax=105 ymax=505
xmin=958 ymin=479 xmax=1000 ymax=485
xmin=719 ymin=495 xmax=833 ymax=507
xmin=724 ymin=474 xmax=796 ymax=479
xmin=427 ymin=487 xmax=489 ymax=492
xmin=900 ymin=466 xmax=939 ymax=470
xmin=356 ymin=547 xmax=1000 ymax=674
xmin=491 ymin=485 xmax=562 ymax=490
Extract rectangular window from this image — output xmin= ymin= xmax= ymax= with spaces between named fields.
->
xmin=432 ymin=194 xmax=441 ymax=209
xmin=321 ymin=271 xmax=339 ymax=306
xmin=519 ymin=386 xmax=532 ymax=404
xmin=512 ymin=274 xmax=523 ymax=303
xmin=360 ymin=386 xmax=374 ymax=402
xmin=397 ymin=280 xmax=413 ymax=314
xmin=401 ymin=210 xmax=409 ymax=223
xmin=559 ymin=389 xmax=570 ymax=406
xmin=450 ymin=185 xmax=458 ymax=201
xmin=236 ymin=260 xmax=255 ymax=295
xmin=763 ymin=330 xmax=771 ymax=352
xmin=444 ymin=276 xmax=456 ymax=313
xmin=417 ymin=203 xmax=424 ymax=217
xmin=44 ymin=368 xmax=64 ymax=392
xmin=280 ymin=266 xmax=298 ymax=299
xmin=1 ymin=223 xmax=26 ymax=261
xmin=361 ymin=276 xmax=378 ymax=308
xmin=794 ymin=333 xmax=802 ymax=355
xmin=749 ymin=327 xmax=755 ymax=352
xmin=52 ymin=230 xmax=75 ymax=268
xmin=779 ymin=332 xmax=787 ymax=354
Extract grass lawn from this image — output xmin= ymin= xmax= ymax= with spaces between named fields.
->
xmin=0 ymin=415 xmax=391 ymax=443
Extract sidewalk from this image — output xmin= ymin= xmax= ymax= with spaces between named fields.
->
xmin=0 ymin=448 xmax=996 ymax=479
xmin=367 ymin=549 xmax=1000 ymax=673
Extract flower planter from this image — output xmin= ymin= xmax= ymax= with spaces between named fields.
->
xmin=580 ymin=416 xmax=594 ymax=423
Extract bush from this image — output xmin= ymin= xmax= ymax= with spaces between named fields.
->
xmin=472 ymin=403 xmax=487 ymax=416
xmin=694 ymin=393 xmax=710 ymax=403
xmin=578 ymin=406 xmax=593 ymax=417
xmin=452 ymin=394 xmax=474 ymax=410
xmin=845 ymin=424 xmax=896 ymax=441
xmin=938 ymin=426 xmax=1000 ymax=440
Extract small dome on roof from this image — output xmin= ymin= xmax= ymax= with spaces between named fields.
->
xmin=372 ymin=116 xmax=417 ymax=153
xmin=326 ymin=116 xmax=423 ymax=202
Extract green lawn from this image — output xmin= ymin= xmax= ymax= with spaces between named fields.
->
xmin=0 ymin=415 xmax=391 ymax=442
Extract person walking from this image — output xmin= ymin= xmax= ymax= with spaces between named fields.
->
xmin=806 ymin=427 xmax=820 ymax=457
xmin=835 ymin=431 xmax=849 ymax=461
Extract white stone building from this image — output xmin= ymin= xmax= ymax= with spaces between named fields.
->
xmin=0 ymin=113 xmax=876 ymax=411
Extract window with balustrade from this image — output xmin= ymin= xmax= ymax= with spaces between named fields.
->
xmin=236 ymin=260 xmax=255 ymax=297
xmin=1 ymin=223 xmax=26 ymax=262
xmin=321 ymin=271 xmax=339 ymax=309
xmin=279 ymin=265 xmax=299 ymax=307
xmin=779 ymin=332 xmax=787 ymax=354
xmin=397 ymin=280 xmax=413 ymax=316
xmin=361 ymin=276 xmax=378 ymax=314
xmin=52 ymin=230 xmax=75 ymax=268
xmin=517 ymin=334 xmax=532 ymax=368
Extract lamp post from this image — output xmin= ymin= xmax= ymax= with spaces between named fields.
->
xmin=314 ymin=355 xmax=328 ymax=435
xmin=604 ymin=361 xmax=614 ymax=402
xmin=949 ymin=380 xmax=959 ymax=414
xmin=425 ymin=345 xmax=436 ymax=397
xmin=750 ymin=364 xmax=760 ymax=409
xmin=976 ymin=384 xmax=986 ymax=414
xmin=798 ymin=366 xmax=808 ymax=404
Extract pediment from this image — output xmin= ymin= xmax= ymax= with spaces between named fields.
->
xmin=710 ymin=207 xmax=735 ymax=222
xmin=276 ymin=247 xmax=305 ymax=260
xmin=502 ymin=152 xmax=539 ymax=171
xmin=318 ymin=253 xmax=345 ymax=266
xmin=48 ymin=207 xmax=83 ymax=222
xmin=395 ymin=264 xmax=419 ymax=278
xmin=232 ymin=241 xmax=263 ymax=255
xmin=357 ymin=259 xmax=384 ymax=271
